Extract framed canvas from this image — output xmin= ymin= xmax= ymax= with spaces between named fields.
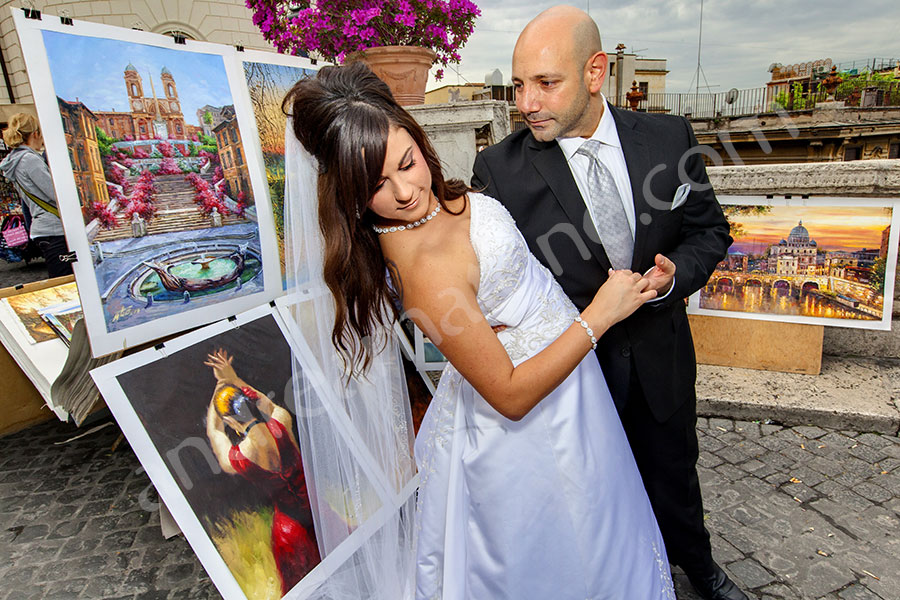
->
xmin=688 ymin=196 xmax=900 ymax=329
xmin=13 ymin=12 xmax=282 ymax=356
xmin=237 ymin=50 xmax=321 ymax=286
xmin=90 ymin=304 xmax=414 ymax=599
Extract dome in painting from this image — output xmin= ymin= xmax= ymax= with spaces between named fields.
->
xmin=161 ymin=66 xmax=172 ymax=75
xmin=788 ymin=221 xmax=810 ymax=243
xmin=125 ymin=62 xmax=137 ymax=73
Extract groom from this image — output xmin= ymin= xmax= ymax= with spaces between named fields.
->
xmin=472 ymin=7 xmax=743 ymax=600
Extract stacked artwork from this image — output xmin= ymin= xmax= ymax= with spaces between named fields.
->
xmin=38 ymin=299 xmax=82 ymax=345
xmin=1 ymin=280 xmax=79 ymax=343
xmin=11 ymin=13 xmax=415 ymax=599
xmin=0 ymin=277 xmax=77 ymax=413
xmin=688 ymin=197 xmax=899 ymax=330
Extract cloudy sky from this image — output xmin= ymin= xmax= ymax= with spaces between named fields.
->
xmin=42 ymin=30 xmax=233 ymax=124
xmin=427 ymin=0 xmax=899 ymax=93
xmin=727 ymin=206 xmax=891 ymax=254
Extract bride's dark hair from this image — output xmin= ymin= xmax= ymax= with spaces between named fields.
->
xmin=283 ymin=62 xmax=469 ymax=373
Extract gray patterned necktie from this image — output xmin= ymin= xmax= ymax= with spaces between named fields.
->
xmin=576 ymin=139 xmax=634 ymax=270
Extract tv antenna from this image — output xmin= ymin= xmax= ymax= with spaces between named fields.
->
xmin=685 ymin=0 xmax=714 ymax=97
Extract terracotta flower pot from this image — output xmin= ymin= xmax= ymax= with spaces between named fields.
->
xmin=348 ymin=46 xmax=437 ymax=106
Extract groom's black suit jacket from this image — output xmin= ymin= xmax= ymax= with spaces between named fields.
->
xmin=472 ymin=105 xmax=732 ymax=423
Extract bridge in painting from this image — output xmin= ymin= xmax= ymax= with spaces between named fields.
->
xmin=710 ymin=273 xmax=831 ymax=294
xmin=707 ymin=271 xmax=881 ymax=317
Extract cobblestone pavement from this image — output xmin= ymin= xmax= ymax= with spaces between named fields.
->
xmin=2 ymin=415 xmax=898 ymax=599
xmin=0 ymin=257 xmax=51 ymax=289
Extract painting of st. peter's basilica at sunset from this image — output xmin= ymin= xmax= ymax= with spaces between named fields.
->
xmin=691 ymin=203 xmax=898 ymax=329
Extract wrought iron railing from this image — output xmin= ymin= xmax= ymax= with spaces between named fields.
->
xmin=610 ymin=87 xmax=771 ymax=119
xmin=610 ymin=76 xmax=900 ymax=120
xmin=506 ymin=73 xmax=900 ymax=127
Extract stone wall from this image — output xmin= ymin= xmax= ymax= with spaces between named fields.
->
xmin=692 ymin=104 xmax=900 ymax=165
xmin=407 ymin=100 xmax=510 ymax=183
xmin=709 ymin=159 xmax=900 ymax=196
xmin=708 ymin=159 xmax=900 ymax=359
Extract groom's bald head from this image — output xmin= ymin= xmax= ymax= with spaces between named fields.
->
xmin=517 ymin=6 xmax=602 ymax=70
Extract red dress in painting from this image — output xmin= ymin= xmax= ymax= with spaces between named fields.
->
xmin=229 ymin=419 xmax=320 ymax=595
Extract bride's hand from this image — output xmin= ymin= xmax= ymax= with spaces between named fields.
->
xmin=586 ymin=269 xmax=657 ymax=331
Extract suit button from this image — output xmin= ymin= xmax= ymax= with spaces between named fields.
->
xmin=621 ymin=347 xmax=631 ymax=358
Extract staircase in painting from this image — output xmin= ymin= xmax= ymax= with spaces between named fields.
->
xmin=93 ymin=173 xmax=250 ymax=243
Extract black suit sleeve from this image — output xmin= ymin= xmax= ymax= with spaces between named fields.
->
xmin=658 ymin=117 xmax=732 ymax=307
xmin=471 ymin=151 xmax=498 ymax=199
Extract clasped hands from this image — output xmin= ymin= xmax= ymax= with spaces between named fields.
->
xmin=490 ymin=254 xmax=676 ymax=334
xmin=603 ymin=253 xmax=677 ymax=301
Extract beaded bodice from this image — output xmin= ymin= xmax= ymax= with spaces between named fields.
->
xmin=468 ymin=193 xmax=579 ymax=363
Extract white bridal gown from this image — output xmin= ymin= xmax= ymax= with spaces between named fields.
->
xmin=415 ymin=193 xmax=675 ymax=600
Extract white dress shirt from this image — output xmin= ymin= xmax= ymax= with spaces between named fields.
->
xmin=556 ymin=96 xmax=674 ymax=301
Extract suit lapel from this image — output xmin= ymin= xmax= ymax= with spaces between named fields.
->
xmin=530 ymin=138 xmax=613 ymax=271
xmin=610 ymin=106 xmax=653 ymax=271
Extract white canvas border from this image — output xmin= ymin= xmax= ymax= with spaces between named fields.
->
xmin=13 ymin=10 xmax=283 ymax=356
xmin=688 ymin=195 xmax=900 ymax=330
xmin=90 ymin=303 xmax=415 ymax=600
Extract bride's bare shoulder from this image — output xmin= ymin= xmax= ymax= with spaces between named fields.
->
xmin=383 ymin=197 xmax=478 ymax=294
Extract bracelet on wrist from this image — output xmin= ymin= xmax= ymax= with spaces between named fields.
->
xmin=574 ymin=315 xmax=597 ymax=350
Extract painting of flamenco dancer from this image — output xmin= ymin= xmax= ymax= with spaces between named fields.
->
xmin=110 ymin=313 xmax=322 ymax=598
xmin=204 ymin=348 xmax=320 ymax=594
xmin=14 ymin=14 xmax=281 ymax=355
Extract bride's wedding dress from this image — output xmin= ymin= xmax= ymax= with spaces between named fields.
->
xmin=415 ymin=193 xmax=675 ymax=599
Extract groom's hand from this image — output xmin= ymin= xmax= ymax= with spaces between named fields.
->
xmin=642 ymin=254 xmax=676 ymax=297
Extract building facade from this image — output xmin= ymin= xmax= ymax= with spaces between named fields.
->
xmin=769 ymin=222 xmax=819 ymax=275
xmin=425 ymin=83 xmax=485 ymax=105
xmin=693 ymin=56 xmax=900 ymax=165
xmin=57 ymin=97 xmax=108 ymax=207
xmin=694 ymin=104 xmax=900 ymax=165
xmin=94 ymin=64 xmax=188 ymax=141
xmin=603 ymin=46 xmax=668 ymax=109
xmin=214 ymin=116 xmax=248 ymax=199
xmin=196 ymin=104 xmax=236 ymax=136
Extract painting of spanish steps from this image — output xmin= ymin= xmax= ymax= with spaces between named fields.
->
xmin=42 ymin=30 xmax=265 ymax=334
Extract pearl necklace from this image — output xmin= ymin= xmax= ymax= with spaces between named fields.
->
xmin=372 ymin=203 xmax=441 ymax=234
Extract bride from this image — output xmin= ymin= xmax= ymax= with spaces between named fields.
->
xmin=283 ymin=62 xmax=674 ymax=599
